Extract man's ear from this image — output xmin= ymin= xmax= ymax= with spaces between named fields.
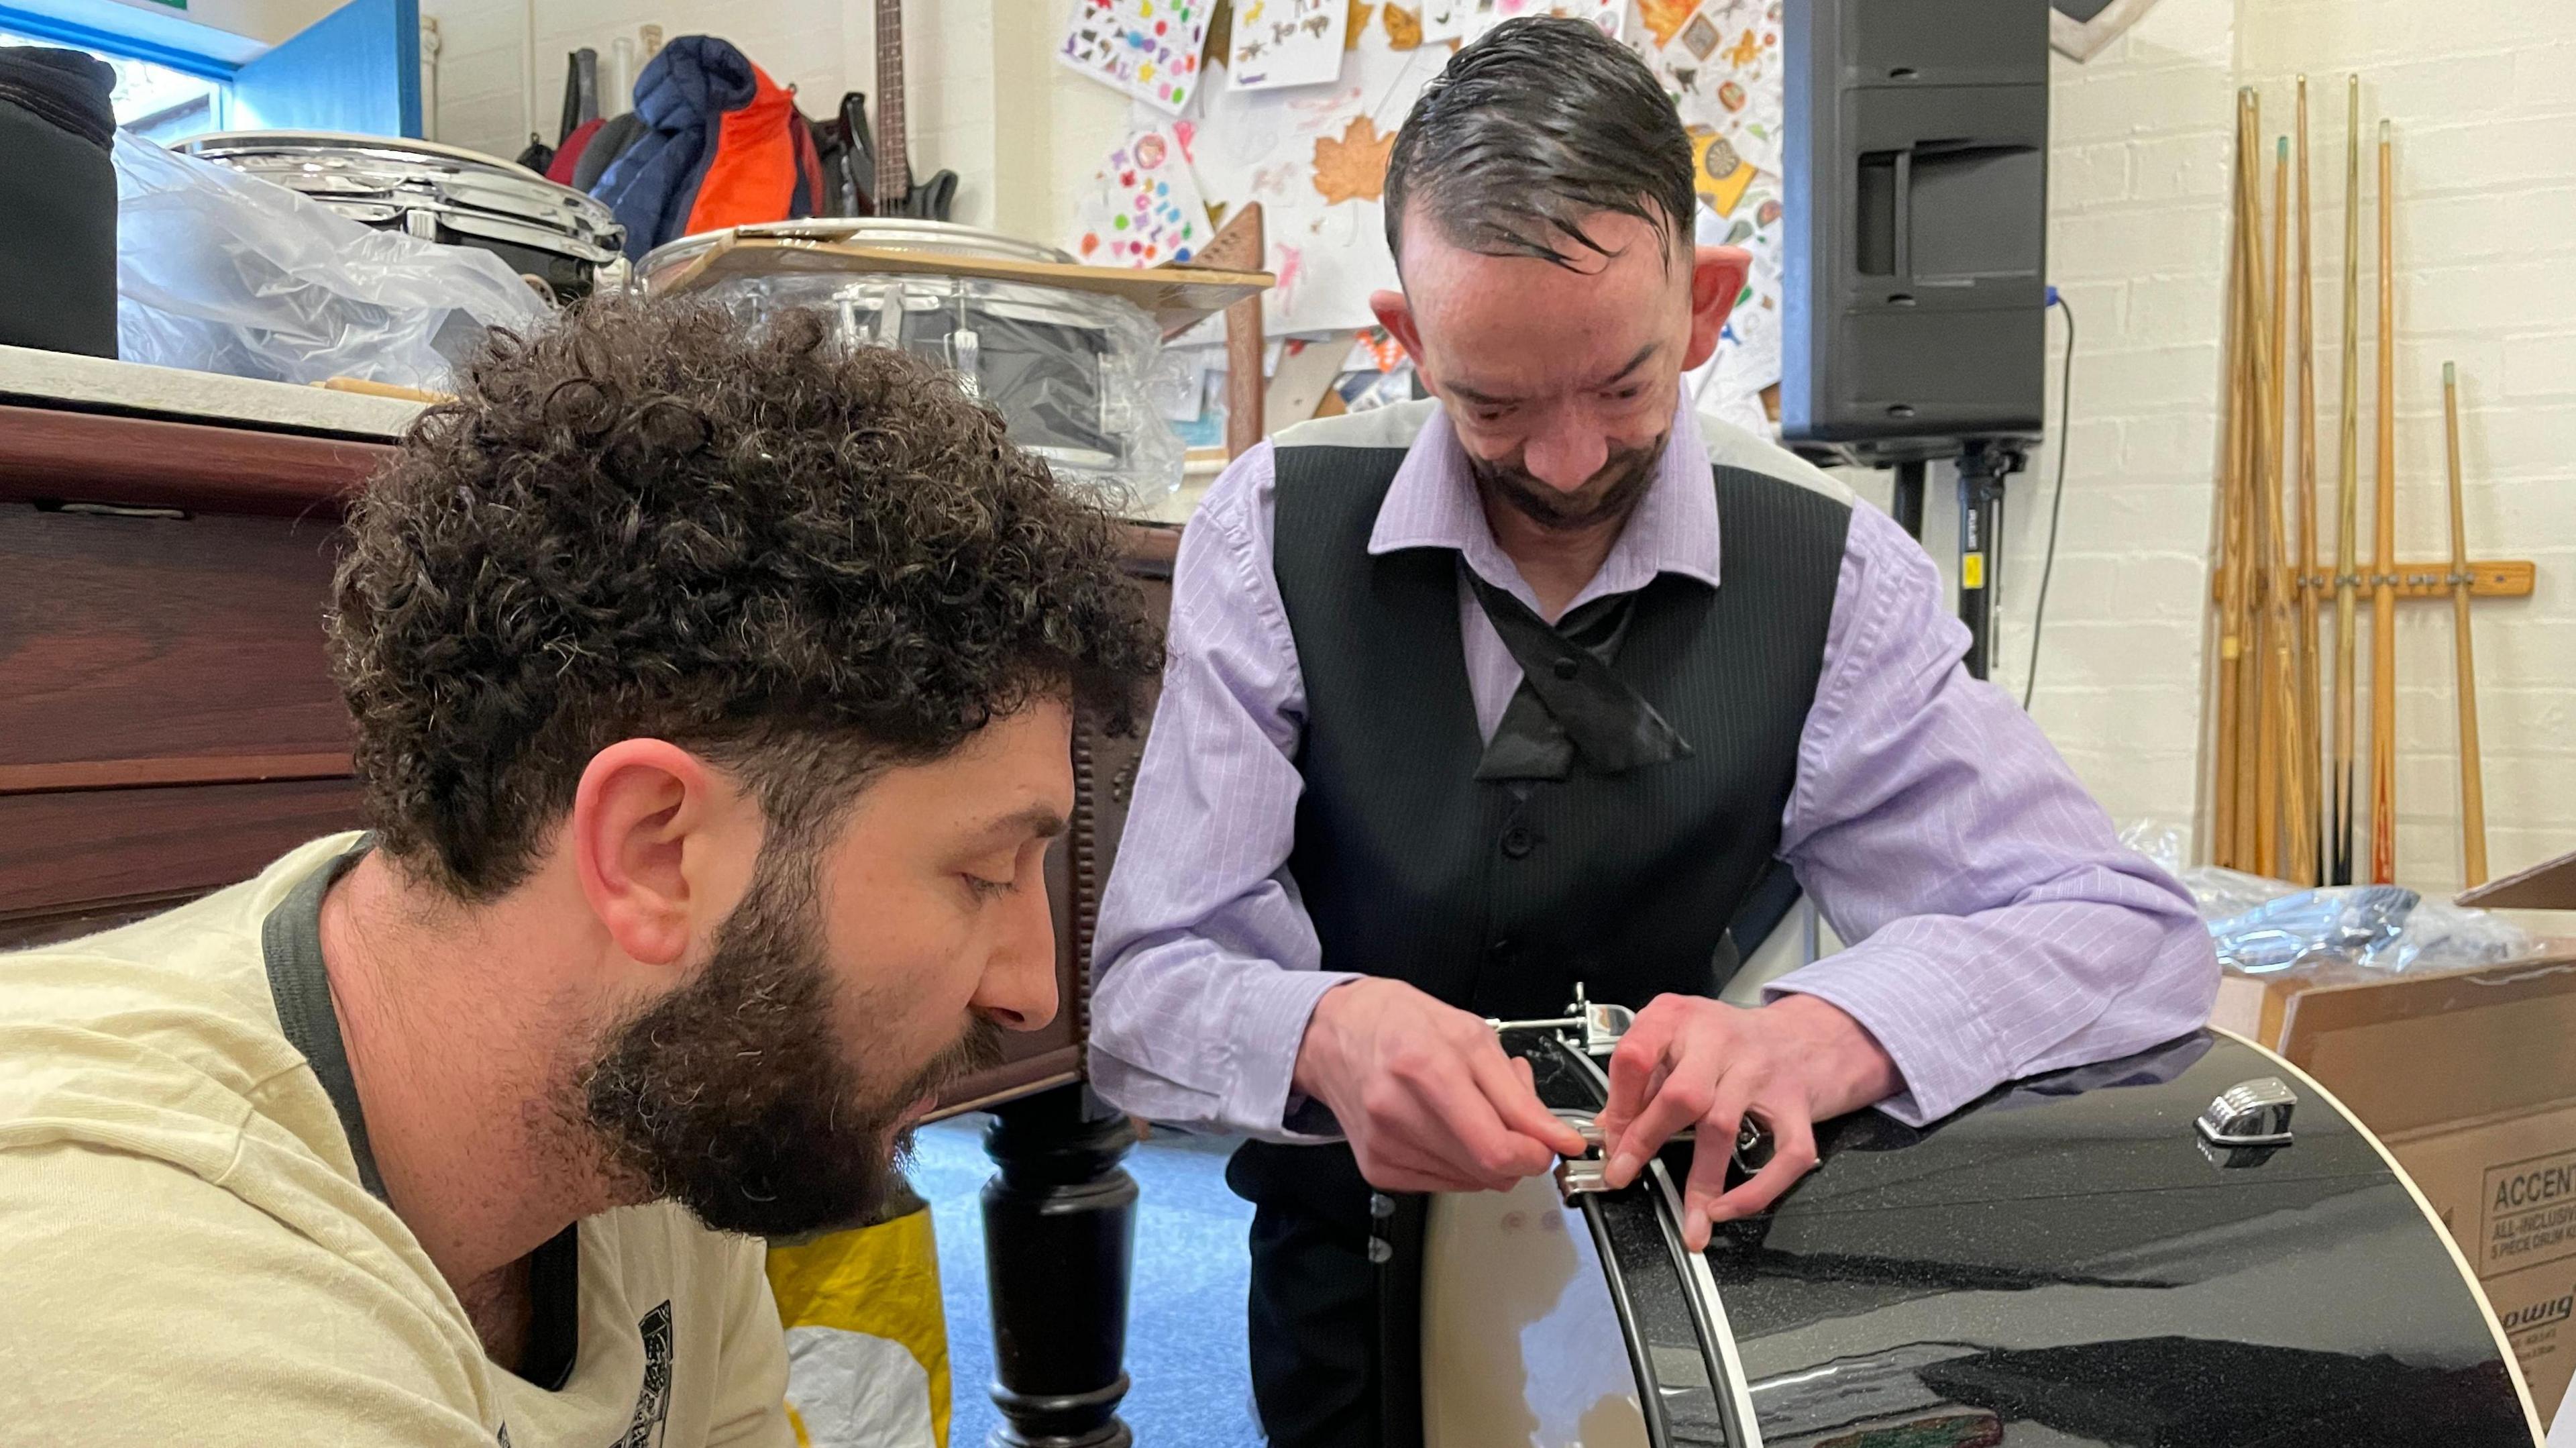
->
xmin=1681 ymin=244 xmax=1753 ymax=372
xmin=1372 ymin=289 xmax=1428 ymax=389
xmin=567 ymin=740 xmax=753 ymax=974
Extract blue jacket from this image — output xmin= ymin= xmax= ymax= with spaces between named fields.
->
xmin=590 ymin=36 xmax=819 ymax=260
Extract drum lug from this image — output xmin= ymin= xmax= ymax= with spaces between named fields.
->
xmin=1552 ymin=1153 xmax=1611 ymax=1202
xmin=2196 ymin=1076 xmax=2297 ymax=1149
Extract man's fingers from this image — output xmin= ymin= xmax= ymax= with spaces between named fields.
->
xmin=1393 ymin=1043 xmax=1553 ymax=1186
xmin=1605 ymin=1041 xmax=1721 ymax=1189
xmin=1677 ymin=1083 xmax=1752 ymax=1243
xmin=1360 ymin=1137 xmax=1496 ymax=1195
xmin=1601 ymin=1006 xmax=1679 ymax=1137
xmin=1695 ymin=1106 xmax=1820 ymax=1247
xmin=1474 ymin=1047 xmax=1589 ymax=1159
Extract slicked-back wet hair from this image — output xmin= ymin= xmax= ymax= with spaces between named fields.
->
xmin=327 ymin=295 xmax=1161 ymax=900
xmin=1383 ymin=15 xmax=1696 ymax=271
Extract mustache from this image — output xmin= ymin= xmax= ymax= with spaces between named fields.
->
xmin=900 ymin=1014 xmax=1009 ymax=1107
xmin=1471 ymin=439 xmax=1663 ymax=531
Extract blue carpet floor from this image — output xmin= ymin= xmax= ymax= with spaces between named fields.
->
xmin=910 ymin=1118 xmax=1265 ymax=1447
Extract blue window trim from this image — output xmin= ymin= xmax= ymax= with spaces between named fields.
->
xmin=0 ymin=2 xmax=239 ymax=81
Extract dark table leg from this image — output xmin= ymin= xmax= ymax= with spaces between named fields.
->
xmin=980 ymin=1084 xmax=1138 ymax=1448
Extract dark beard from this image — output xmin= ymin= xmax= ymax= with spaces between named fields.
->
xmin=1468 ymin=433 xmax=1668 ymax=533
xmin=578 ymin=845 xmax=1006 ymax=1238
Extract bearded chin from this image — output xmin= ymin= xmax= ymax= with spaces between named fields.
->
xmin=1472 ymin=433 xmax=1666 ymax=533
xmin=576 ymin=850 xmax=1006 ymax=1239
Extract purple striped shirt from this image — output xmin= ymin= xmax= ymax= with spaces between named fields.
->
xmin=1089 ymin=399 xmax=2216 ymax=1139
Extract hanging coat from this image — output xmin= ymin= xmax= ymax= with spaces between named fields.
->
xmin=589 ymin=35 xmax=823 ymax=260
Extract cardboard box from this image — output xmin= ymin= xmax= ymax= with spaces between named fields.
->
xmin=2210 ymin=847 xmax=2576 ymax=1425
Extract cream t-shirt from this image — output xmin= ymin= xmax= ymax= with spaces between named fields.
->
xmin=0 ymin=833 xmax=794 ymax=1447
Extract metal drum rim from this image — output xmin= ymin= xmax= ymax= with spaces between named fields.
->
xmin=175 ymin=130 xmax=620 ymax=238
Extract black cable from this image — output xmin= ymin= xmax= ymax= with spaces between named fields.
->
xmin=2022 ymin=292 xmax=2076 ymax=711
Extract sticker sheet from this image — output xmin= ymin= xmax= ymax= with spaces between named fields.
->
xmin=1057 ymin=0 xmax=1212 ymax=115
xmin=1069 ymin=122 xmax=1215 ymax=266
xmin=1228 ymin=0 xmax=1351 ymax=91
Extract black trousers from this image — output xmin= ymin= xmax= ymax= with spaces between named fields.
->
xmin=1227 ymin=1140 xmax=1424 ymax=1448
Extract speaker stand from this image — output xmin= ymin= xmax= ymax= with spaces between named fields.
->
xmin=1890 ymin=458 xmax=1928 ymax=539
xmin=1954 ymin=441 xmax=2027 ymax=682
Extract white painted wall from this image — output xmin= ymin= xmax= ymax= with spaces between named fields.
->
xmin=413 ymin=0 xmax=2575 ymax=892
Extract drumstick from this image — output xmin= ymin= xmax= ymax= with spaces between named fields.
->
xmin=2369 ymin=119 xmax=2398 ymax=886
xmin=2294 ymin=78 xmax=2324 ymax=884
xmin=2443 ymin=363 xmax=2487 ymax=888
xmin=2330 ymin=76 xmax=2361 ymax=886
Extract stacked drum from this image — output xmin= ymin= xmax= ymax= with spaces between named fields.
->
xmin=178 ymin=130 xmax=627 ymax=304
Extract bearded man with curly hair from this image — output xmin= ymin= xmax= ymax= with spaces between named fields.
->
xmin=0 ymin=297 xmax=1161 ymax=1447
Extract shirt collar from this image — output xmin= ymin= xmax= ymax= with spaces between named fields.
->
xmin=1366 ymin=397 xmax=1722 ymax=615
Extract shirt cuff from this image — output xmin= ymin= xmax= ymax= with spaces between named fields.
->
xmin=1762 ymin=945 xmax=2007 ymax=1128
xmin=1226 ymin=967 xmax=1365 ymax=1143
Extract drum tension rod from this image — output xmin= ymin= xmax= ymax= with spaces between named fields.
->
xmin=1487 ymin=982 xmax=1638 ymax=1057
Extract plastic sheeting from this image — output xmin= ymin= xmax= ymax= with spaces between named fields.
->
xmin=2120 ymin=823 xmax=2541 ymax=980
xmin=112 ymin=132 xmax=549 ymax=389
xmin=674 ymin=268 xmax=1184 ymax=507
xmin=767 ymin=1206 xmax=949 ymax=1448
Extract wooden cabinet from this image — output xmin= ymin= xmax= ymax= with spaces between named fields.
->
xmin=0 ymin=396 xmax=1175 ymax=1123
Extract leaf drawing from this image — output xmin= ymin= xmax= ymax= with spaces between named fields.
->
xmin=1312 ymin=114 xmax=1395 ymax=205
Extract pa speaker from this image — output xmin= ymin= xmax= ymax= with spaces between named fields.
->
xmin=1780 ymin=0 xmax=2049 ymax=457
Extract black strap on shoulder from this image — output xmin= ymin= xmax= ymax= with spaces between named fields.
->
xmin=260 ymin=841 xmax=582 ymax=1391
xmin=261 ymin=841 xmax=388 ymax=1202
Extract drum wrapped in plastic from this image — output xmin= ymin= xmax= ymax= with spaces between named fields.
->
xmin=643 ymin=221 xmax=1187 ymax=505
xmin=112 ymin=133 xmax=549 ymax=389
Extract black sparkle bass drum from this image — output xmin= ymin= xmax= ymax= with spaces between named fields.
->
xmin=1423 ymin=1024 xmax=2545 ymax=1447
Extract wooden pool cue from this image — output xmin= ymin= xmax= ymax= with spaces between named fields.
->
xmin=2256 ymin=134 xmax=2294 ymax=880
xmin=2217 ymin=91 xmax=2264 ymax=870
xmin=2443 ymin=362 xmax=2488 ymax=888
xmin=2330 ymin=75 xmax=2362 ymax=886
xmin=2369 ymin=118 xmax=2398 ymax=886
xmin=2213 ymin=92 xmax=2253 ymax=867
xmin=2235 ymin=92 xmax=2267 ymax=872
xmin=2294 ymin=78 xmax=2324 ymax=883
xmin=2236 ymin=98 xmax=2277 ymax=881
xmin=2267 ymin=135 xmax=2313 ymax=885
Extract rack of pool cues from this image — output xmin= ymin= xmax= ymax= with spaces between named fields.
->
xmin=2206 ymin=77 xmax=2534 ymax=891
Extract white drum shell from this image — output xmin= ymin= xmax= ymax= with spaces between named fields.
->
xmin=1421 ymin=1173 xmax=1650 ymax=1448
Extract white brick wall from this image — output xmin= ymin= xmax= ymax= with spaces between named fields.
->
xmin=2218 ymin=0 xmax=2576 ymax=893
xmin=1994 ymin=0 xmax=2576 ymax=894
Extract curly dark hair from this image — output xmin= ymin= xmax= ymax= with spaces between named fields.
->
xmin=327 ymin=295 xmax=1162 ymax=900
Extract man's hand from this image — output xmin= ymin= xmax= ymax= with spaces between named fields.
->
xmin=1595 ymin=993 xmax=1901 ymax=1250
xmin=1293 ymin=978 xmax=1589 ymax=1193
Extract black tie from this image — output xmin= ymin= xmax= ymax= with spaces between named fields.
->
xmin=1464 ymin=566 xmax=1693 ymax=781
